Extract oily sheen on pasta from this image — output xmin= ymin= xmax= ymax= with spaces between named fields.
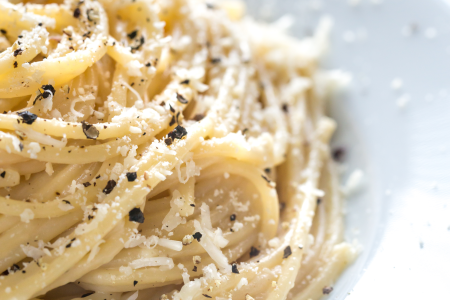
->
xmin=0 ymin=0 xmax=356 ymax=299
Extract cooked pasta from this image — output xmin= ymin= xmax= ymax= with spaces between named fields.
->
xmin=0 ymin=0 xmax=357 ymax=299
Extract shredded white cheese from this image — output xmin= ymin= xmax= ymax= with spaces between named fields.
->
xmin=158 ymin=238 xmax=183 ymax=251
xmin=162 ymin=190 xmax=187 ymax=231
xmin=129 ymin=257 xmax=174 ymax=270
xmin=20 ymin=209 xmax=34 ymax=223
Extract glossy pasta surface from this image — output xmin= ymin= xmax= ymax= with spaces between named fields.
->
xmin=0 ymin=0 xmax=356 ymax=299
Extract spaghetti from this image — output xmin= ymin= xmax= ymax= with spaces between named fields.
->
xmin=0 ymin=0 xmax=356 ymax=299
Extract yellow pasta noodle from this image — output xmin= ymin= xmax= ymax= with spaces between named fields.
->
xmin=0 ymin=0 xmax=357 ymax=299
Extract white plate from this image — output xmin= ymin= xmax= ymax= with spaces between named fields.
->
xmin=245 ymin=0 xmax=450 ymax=298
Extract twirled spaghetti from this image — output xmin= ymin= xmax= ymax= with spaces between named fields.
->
xmin=0 ymin=0 xmax=356 ymax=299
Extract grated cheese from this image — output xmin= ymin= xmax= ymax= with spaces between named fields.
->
xmin=75 ymin=203 xmax=110 ymax=235
xmin=194 ymin=216 xmax=230 ymax=270
xmin=125 ymin=60 xmax=144 ymax=77
xmin=27 ymin=142 xmax=41 ymax=159
xmin=173 ymin=278 xmax=202 ymax=300
xmin=20 ymin=209 xmax=34 ymax=223
xmin=129 ymin=257 xmax=174 ymax=270
xmin=176 ymin=152 xmax=201 ymax=184
xmin=124 ymin=231 xmax=147 ymax=248
xmin=231 ymin=221 xmax=244 ymax=232
xmin=162 ymin=190 xmax=187 ymax=231
xmin=58 ymin=201 xmax=74 ymax=211
xmin=21 ymin=241 xmax=51 ymax=260
xmin=158 ymin=238 xmax=183 ymax=251
xmin=45 ymin=162 xmax=54 ymax=176
xmin=236 ymin=277 xmax=248 ymax=289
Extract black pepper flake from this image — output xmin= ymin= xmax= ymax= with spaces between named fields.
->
xmin=190 ymin=204 xmax=195 ymax=207
xmin=13 ymin=48 xmax=23 ymax=57
xmin=231 ymin=263 xmax=239 ymax=274
xmin=283 ymin=246 xmax=292 ymax=259
xmin=33 ymin=84 xmax=56 ymax=105
xmin=10 ymin=264 xmax=20 ymax=273
xmin=17 ymin=111 xmax=37 ymax=125
xmin=126 ymin=172 xmax=137 ymax=182
xmin=230 ymin=214 xmax=236 ymax=221
xmin=127 ymin=30 xmax=138 ymax=39
xmin=164 ymin=138 xmax=172 ymax=146
xmin=210 ymin=57 xmax=221 ymax=64
xmin=62 ymin=200 xmax=71 ymax=205
xmin=169 ymin=104 xmax=175 ymax=113
xmin=249 ymin=246 xmax=260 ymax=258
xmin=131 ymin=36 xmax=145 ymax=52
xmin=264 ymin=168 xmax=271 ymax=174
xmin=41 ymin=84 xmax=56 ymax=99
xmin=180 ymin=79 xmax=190 ymax=85
xmin=73 ymin=8 xmax=81 ymax=18
xmin=192 ymin=114 xmax=204 ymax=121
xmin=169 ymin=116 xmax=176 ymax=126
xmin=129 ymin=207 xmax=145 ymax=223
xmin=202 ymin=294 xmax=212 ymax=298
xmin=317 ymin=198 xmax=322 ymax=205
xmin=81 ymin=121 xmax=99 ymax=140
xmin=0 ymin=29 xmax=6 ymax=35
xmin=133 ymin=280 xmax=138 ymax=286
xmin=13 ymin=61 xmax=18 ymax=68
xmin=282 ymin=103 xmax=289 ymax=113
xmin=145 ymin=62 xmax=151 ymax=67
xmin=19 ymin=143 xmax=23 ymax=152
xmin=82 ymin=182 xmax=91 ymax=188
xmin=206 ymin=3 xmax=215 ymax=9
xmin=81 ymin=292 xmax=95 ymax=298
xmin=102 ymin=180 xmax=116 ymax=194
xmin=192 ymin=265 xmax=198 ymax=272
xmin=176 ymin=93 xmax=188 ymax=104
xmin=193 ymin=232 xmax=202 ymax=242
xmin=261 ymin=175 xmax=271 ymax=183
xmin=0 ymin=171 xmax=5 ymax=178
xmin=332 ymin=147 xmax=346 ymax=162
xmin=322 ymin=286 xmax=333 ymax=295
xmin=168 ymin=125 xmax=187 ymax=140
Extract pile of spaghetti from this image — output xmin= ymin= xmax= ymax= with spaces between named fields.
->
xmin=0 ymin=0 xmax=356 ymax=299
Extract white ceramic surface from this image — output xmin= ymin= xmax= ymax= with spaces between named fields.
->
xmin=245 ymin=0 xmax=450 ymax=299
